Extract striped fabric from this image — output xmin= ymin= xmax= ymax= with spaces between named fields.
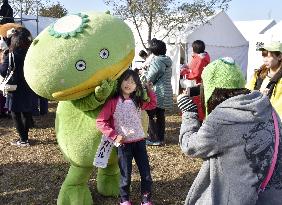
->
xmin=177 ymin=95 xmax=197 ymax=113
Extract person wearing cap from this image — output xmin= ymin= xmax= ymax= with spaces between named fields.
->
xmin=246 ymin=41 xmax=282 ymax=118
xmin=177 ymin=57 xmax=282 ymax=205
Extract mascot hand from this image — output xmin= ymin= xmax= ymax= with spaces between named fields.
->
xmin=95 ymin=79 xmax=115 ymax=101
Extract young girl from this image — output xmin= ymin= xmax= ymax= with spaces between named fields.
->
xmin=246 ymin=41 xmax=282 ymax=118
xmin=96 ymin=69 xmax=156 ymax=205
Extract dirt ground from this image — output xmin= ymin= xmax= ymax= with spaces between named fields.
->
xmin=0 ymin=101 xmax=202 ymax=205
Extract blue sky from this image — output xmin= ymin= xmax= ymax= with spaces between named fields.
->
xmin=57 ymin=0 xmax=282 ymax=22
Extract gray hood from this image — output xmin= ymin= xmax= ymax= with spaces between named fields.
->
xmin=208 ymin=91 xmax=273 ymax=124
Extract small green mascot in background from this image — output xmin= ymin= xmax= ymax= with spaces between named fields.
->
xmin=24 ymin=11 xmax=135 ymax=205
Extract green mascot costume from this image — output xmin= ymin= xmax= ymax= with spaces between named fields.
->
xmin=23 ymin=12 xmax=135 ymax=205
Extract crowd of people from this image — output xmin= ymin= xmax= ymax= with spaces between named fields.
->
xmin=1 ymin=3 xmax=282 ymax=203
xmin=130 ymin=39 xmax=282 ymax=205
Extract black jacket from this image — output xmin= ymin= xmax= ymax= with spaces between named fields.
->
xmin=0 ymin=2 xmax=14 ymax=24
xmin=0 ymin=48 xmax=33 ymax=112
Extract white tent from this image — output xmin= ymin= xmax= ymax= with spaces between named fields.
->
xmin=234 ymin=19 xmax=277 ymax=81
xmin=264 ymin=20 xmax=282 ymax=40
xmin=14 ymin=14 xmax=57 ymax=38
xmin=169 ymin=11 xmax=249 ymax=94
xmin=181 ymin=11 xmax=249 ymax=73
xmin=234 ymin=20 xmax=276 ymax=39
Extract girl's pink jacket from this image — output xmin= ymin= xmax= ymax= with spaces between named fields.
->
xmin=96 ymin=90 xmax=157 ymax=141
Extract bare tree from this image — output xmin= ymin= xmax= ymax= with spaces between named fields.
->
xmin=104 ymin=0 xmax=231 ymax=49
xmin=9 ymin=0 xmax=51 ymax=16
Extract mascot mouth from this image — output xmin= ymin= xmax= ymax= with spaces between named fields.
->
xmin=52 ymin=50 xmax=134 ymax=101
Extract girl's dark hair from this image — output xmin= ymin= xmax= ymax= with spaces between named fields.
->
xmin=113 ymin=69 xmax=144 ymax=108
xmin=192 ymin=40 xmax=205 ymax=54
xmin=148 ymin=38 xmax=166 ymax=56
xmin=257 ymin=50 xmax=282 ymax=79
xmin=9 ymin=27 xmax=32 ymax=52
xmin=200 ymin=86 xmax=251 ymax=114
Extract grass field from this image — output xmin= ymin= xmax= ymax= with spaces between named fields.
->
xmin=0 ymin=101 xmax=202 ymax=205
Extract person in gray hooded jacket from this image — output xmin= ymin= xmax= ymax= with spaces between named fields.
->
xmin=177 ymin=57 xmax=282 ymax=205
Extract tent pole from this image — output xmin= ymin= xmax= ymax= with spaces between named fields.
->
xmin=36 ymin=0 xmax=38 ymax=36
xmin=20 ymin=0 xmax=23 ymax=25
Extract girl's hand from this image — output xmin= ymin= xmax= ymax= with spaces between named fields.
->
xmin=145 ymin=82 xmax=153 ymax=91
xmin=115 ymin=135 xmax=124 ymax=144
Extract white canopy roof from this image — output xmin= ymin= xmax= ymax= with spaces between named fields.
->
xmin=234 ymin=19 xmax=281 ymax=81
xmin=234 ymin=19 xmax=276 ymax=40
xmin=14 ymin=14 xmax=57 ymax=38
xmin=264 ymin=20 xmax=282 ymax=41
xmin=181 ymin=11 xmax=248 ymax=47
xmin=168 ymin=11 xmax=249 ymax=94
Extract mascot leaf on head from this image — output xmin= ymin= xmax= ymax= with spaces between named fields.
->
xmin=23 ymin=12 xmax=135 ymax=205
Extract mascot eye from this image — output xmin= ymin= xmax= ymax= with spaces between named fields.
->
xmin=100 ymin=49 xmax=109 ymax=59
xmin=75 ymin=60 xmax=86 ymax=71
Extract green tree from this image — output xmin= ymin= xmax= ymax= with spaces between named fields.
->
xmin=39 ymin=2 xmax=67 ymax=18
xmin=104 ymin=0 xmax=231 ymax=49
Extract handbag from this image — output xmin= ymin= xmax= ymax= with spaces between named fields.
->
xmin=180 ymin=78 xmax=196 ymax=89
xmin=0 ymin=52 xmax=17 ymax=95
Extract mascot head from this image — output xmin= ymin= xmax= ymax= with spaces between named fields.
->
xmin=24 ymin=12 xmax=135 ymax=101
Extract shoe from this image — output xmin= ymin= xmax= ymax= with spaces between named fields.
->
xmin=152 ymin=141 xmax=161 ymax=146
xmin=120 ymin=201 xmax=132 ymax=205
xmin=146 ymin=139 xmax=155 ymax=146
xmin=146 ymin=140 xmax=163 ymax=146
xmin=141 ymin=192 xmax=152 ymax=204
xmin=141 ymin=202 xmax=153 ymax=205
xmin=11 ymin=140 xmax=30 ymax=147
